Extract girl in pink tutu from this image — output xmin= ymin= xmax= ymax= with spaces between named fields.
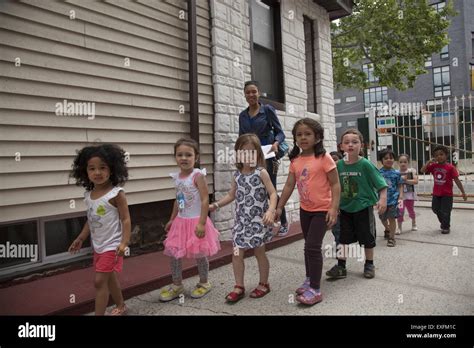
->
xmin=160 ymin=138 xmax=220 ymax=302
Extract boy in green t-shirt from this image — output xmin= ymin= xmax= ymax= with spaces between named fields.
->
xmin=326 ymin=129 xmax=388 ymax=279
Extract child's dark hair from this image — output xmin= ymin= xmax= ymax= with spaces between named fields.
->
xmin=378 ymin=147 xmax=397 ymax=162
xmin=244 ymin=80 xmax=259 ymax=90
xmin=289 ymin=118 xmax=326 ymax=160
xmin=330 ymin=151 xmax=343 ymax=160
xmin=174 ymin=138 xmax=200 ymax=157
xmin=71 ymin=144 xmax=129 ymax=191
xmin=398 ymin=153 xmax=410 ymax=161
xmin=433 ymin=145 xmax=449 ymax=156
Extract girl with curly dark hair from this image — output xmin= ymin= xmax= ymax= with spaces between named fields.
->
xmin=276 ymin=118 xmax=341 ymax=306
xmin=68 ymin=144 xmax=131 ymax=315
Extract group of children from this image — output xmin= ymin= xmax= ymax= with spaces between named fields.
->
xmin=68 ymin=118 xmax=468 ymax=314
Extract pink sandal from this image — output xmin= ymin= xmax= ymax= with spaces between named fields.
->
xmin=296 ymin=288 xmax=322 ymax=306
xmin=110 ymin=304 xmax=128 ymax=316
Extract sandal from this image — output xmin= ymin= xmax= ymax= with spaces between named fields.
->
xmin=384 ymin=230 xmax=390 ymax=239
xmin=387 ymin=238 xmax=396 ymax=247
xmin=191 ymin=282 xmax=212 ymax=299
xmin=110 ymin=304 xmax=128 ymax=316
xmin=296 ymin=288 xmax=322 ymax=306
xmin=225 ymin=285 xmax=245 ymax=303
xmin=249 ymin=282 xmax=270 ymax=298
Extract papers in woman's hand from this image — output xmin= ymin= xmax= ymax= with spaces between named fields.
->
xmin=262 ymin=145 xmax=275 ymax=159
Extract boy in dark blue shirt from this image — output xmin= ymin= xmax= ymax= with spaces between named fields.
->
xmin=378 ymin=148 xmax=403 ymax=247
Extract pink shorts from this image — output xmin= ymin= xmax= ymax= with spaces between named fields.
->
xmin=93 ymin=250 xmax=123 ymax=273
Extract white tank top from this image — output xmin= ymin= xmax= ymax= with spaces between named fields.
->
xmin=84 ymin=187 xmax=124 ymax=253
xmin=170 ymin=168 xmax=206 ymax=218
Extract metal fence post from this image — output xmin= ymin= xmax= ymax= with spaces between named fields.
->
xmin=368 ymin=107 xmax=377 ymax=166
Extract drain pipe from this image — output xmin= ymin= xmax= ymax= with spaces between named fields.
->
xmin=187 ymin=0 xmax=199 ymax=148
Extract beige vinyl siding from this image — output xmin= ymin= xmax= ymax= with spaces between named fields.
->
xmin=0 ymin=0 xmax=214 ymax=223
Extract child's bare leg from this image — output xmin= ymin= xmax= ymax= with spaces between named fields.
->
xmin=94 ymin=272 xmax=111 ymax=315
xmin=254 ymin=245 xmax=269 ymax=289
xmin=381 ymin=219 xmax=390 ymax=232
xmin=388 ymin=218 xmax=396 ymax=239
xmin=108 ymin=272 xmax=125 ymax=309
xmin=231 ymin=248 xmax=245 ymax=293
xmin=365 ymin=247 xmax=374 ymax=262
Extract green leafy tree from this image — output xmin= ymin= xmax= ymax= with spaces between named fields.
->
xmin=332 ymin=0 xmax=456 ymax=91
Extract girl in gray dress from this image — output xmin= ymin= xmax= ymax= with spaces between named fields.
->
xmin=210 ymin=134 xmax=278 ymax=302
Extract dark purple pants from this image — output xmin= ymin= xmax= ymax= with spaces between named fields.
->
xmin=300 ymin=209 xmax=327 ymax=289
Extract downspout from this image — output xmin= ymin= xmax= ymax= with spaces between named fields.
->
xmin=187 ymin=0 xmax=199 ymax=147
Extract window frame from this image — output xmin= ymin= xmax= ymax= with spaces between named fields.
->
xmin=249 ymin=0 xmax=285 ymax=110
xmin=40 ymin=212 xmax=91 ymax=264
xmin=364 ymin=86 xmax=388 ymax=109
xmin=440 ymin=44 xmax=449 ymax=60
xmin=0 ymin=212 xmax=91 ymax=275
xmin=432 ymin=65 xmax=451 ymax=98
xmin=362 ymin=63 xmax=378 ymax=83
xmin=0 ymin=218 xmax=39 ymax=273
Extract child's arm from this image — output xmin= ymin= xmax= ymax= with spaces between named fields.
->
xmin=115 ymin=191 xmax=131 ymax=256
xmin=165 ymin=200 xmax=178 ymax=232
xmin=68 ymin=221 xmax=90 ymax=254
xmin=377 ymin=187 xmax=388 ymax=214
xmin=276 ymin=172 xmax=296 ymax=221
xmin=398 ymin=183 xmax=404 ymax=203
xmin=454 ymin=177 xmax=468 ymax=201
xmin=195 ymin=174 xmax=210 ymax=238
xmin=420 ymin=159 xmax=435 ymax=174
xmin=404 ymin=169 xmax=419 ymax=185
xmin=326 ymin=168 xmax=340 ymax=228
xmin=260 ymin=168 xmax=278 ymax=225
xmin=209 ymin=179 xmax=236 ymax=212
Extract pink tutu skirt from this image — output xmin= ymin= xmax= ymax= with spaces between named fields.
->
xmin=163 ymin=216 xmax=221 ymax=259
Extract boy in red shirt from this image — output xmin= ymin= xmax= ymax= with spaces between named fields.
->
xmin=421 ymin=145 xmax=467 ymax=234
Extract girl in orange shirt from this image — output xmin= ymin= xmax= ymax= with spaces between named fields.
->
xmin=276 ymin=118 xmax=340 ymax=305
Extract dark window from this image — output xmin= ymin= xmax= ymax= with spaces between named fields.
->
xmin=304 ymin=16 xmax=317 ymax=113
xmin=471 ymin=32 xmax=474 ymax=58
xmin=440 ymin=45 xmax=449 ymax=60
xmin=364 ymin=86 xmax=388 ymax=108
xmin=433 ymin=66 xmax=451 ymax=97
xmin=44 ymin=216 xmax=89 ymax=257
xmin=363 ymin=63 xmax=378 ymax=83
xmin=0 ymin=220 xmax=38 ymax=269
xmin=425 ymin=56 xmax=432 ymax=68
xmin=470 ymin=64 xmax=474 ymax=90
xmin=432 ymin=1 xmax=446 ymax=19
xmin=250 ymin=0 xmax=284 ymax=107
xmin=432 ymin=1 xmax=445 ymax=12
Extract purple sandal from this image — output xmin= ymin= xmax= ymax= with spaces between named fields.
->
xmin=295 ymin=278 xmax=310 ymax=295
xmin=296 ymin=288 xmax=323 ymax=306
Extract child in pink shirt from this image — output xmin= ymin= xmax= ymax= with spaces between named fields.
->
xmin=276 ymin=118 xmax=340 ymax=306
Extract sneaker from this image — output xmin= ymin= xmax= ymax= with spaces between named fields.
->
xmin=296 ymin=288 xmax=322 ymax=306
xmin=363 ymin=263 xmax=375 ymax=279
xmin=295 ymin=278 xmax=310 ymax=295
xmin=159 ymin=284 xmax=184 ymax=302
xmin=411 ymin=225 xmax=418 ymax=231
xmin=326 ymin=264 xmax=347 ymax=279
xmin=441 ymin=229 xmax=450 ymax=234
xmin=277 ymin=224 xmax=289 ymax=237
xmin=191 ymin=282 xmax=212 ymax=299
xmin=395 ymin=228 xmax=402 ymax=235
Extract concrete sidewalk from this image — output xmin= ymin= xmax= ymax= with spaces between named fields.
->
xmin=121 ymin=207 xmax=474 ymax=315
